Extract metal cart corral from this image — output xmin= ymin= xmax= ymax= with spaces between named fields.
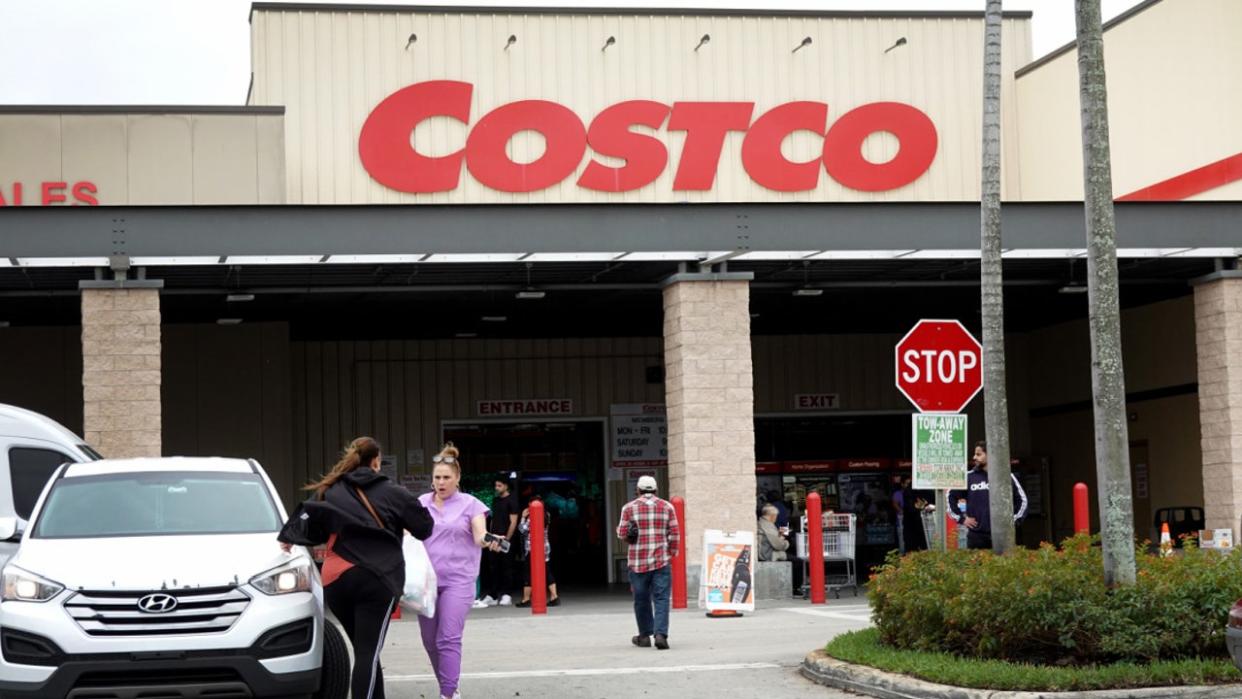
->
xmin=797 ymin=513 xmax=858 ymax=598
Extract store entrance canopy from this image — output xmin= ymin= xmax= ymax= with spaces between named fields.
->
xmin=1 ymin=201 xmax=1238 ymax=268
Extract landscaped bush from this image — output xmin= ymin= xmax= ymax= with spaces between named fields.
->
xmin=868 ymin=535 xmax=1242 ymax=664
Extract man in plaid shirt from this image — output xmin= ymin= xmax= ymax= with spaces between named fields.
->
xmin=616 ymin=475 xmax=680 ymax=650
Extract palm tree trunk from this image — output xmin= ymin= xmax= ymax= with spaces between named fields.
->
xmin=1075 ymin=0 xmax=1137 ymax=587
xmin=980 ymin=0 xmax=1015 ymax=554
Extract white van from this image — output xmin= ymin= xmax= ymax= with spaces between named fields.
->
xmin=0 ymin=403 xmax=100 ymax=569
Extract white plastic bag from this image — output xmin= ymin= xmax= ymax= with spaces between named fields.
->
xmin=400 ymin=534 xmax=438 ymax=618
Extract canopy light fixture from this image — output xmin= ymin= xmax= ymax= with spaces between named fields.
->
xmin=792 ymin=260 xmax=822 ymax=297
xmin=481 ymin=315 xmax=508 ymax=322
xmin=226 ymin=293 xmax=255 ymax=303
xmin=217 ymin=318 xmax=243 ymax=325
xmin=1057 ymin=284 xmax=1089 ymax=295
xmin=516 ymin=290 xmax=546 ymax=300
xmin=455 ymin=332 xmax=479 ymax=338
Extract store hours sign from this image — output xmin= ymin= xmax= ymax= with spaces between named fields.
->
xmin=611 ymin=404 xmax=667 ymax=467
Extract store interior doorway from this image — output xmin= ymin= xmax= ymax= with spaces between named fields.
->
xmin=755 ymin=413 xmax=911 ymax=574
xmin=442 ymin=420 xmax=610 ymax=588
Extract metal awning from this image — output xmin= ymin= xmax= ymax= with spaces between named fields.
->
xmin=1 ymin=201 xmax=1239 ymax=267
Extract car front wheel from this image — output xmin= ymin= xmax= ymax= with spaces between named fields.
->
xmin=313 ymin=617 xmax=351 ymax=699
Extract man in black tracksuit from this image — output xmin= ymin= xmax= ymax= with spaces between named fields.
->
xmin=948 ymin=442 xmax=1028 ymax=550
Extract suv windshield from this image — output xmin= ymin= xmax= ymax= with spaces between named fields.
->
xmin=33 ymin=472 xmax=281 ymax=538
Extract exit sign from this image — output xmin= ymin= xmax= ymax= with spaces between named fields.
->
xmin=794 ymin=393 xmax=840 ymax=410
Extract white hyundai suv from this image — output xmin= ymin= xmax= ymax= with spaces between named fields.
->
xmin=0 ymin=456 xmax=347 ymax=698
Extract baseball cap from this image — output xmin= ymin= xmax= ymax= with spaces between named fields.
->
xmin=637 ymin=475 xmax=658 ymax=493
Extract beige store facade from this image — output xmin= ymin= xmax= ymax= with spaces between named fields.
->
xmin=2 ymin=0 xmax=1242 ymax=583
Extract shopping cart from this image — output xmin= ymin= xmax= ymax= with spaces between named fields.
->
xmin=796 ymin=513 xmax=858 ymax=598
xmin=920 ymin=506 xmax=966 ymax=550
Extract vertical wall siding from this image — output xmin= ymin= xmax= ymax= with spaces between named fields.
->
xmin=0 ymin=113 xmax=286 ymax=205
xmin=289 ymin=337 xmax=665 ymax=484
xmin=250 ymin=10 xmax=1032 ymax=205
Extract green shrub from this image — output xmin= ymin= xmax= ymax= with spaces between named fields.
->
xmin=868 ymin=535 xmax=1242 ymax=664
xmin=825 ymin=628 xmax=1242 ymax=691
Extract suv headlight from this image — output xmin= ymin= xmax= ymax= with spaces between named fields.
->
xmin=250 ymin=561 xmax=313 ymax=596
xmin=2 ymin=567 xmax=65 ymax=603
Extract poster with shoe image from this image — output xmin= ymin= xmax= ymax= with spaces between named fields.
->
xmin=698 ymin=530 xmax=755 ymax=612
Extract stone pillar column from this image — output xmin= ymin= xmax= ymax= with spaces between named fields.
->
xmin=81 ymin=284 xmax=164 ymax=458
xmin=663 ymin=272 xmax=756 ymax=568
xmin=1194 ymin=271 xmax=1242 ymax=538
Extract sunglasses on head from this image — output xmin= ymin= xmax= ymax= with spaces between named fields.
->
xmin=432 ymin=455 xmax=457 ymax=465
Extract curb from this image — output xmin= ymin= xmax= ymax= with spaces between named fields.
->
xmin=800 ymin=650 xmax=1241 ymax=699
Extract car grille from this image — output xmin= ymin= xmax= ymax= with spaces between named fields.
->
xmin=69 ymin=668 xmax=251 ymax=699
xmin=64 ymin=587 xmax=250 ymax=636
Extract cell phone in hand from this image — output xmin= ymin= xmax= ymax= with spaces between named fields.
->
xmin=484 ymin=532 xmax=512 ymax=553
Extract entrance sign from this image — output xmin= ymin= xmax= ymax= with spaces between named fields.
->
xmin=477 ymin=399 xmax=573 ymax=417
xmin=698 ymin=530 xmax=755 ymax=612
xmin=610 ymin=404 xmax=668 ymax=467
xmin=911 ymin=414 xmax=969 ymax=490
xmin=895 ymin=319 xmax=983 ymax=413
xmin=360 ymin=80 xmax=939 ymax=195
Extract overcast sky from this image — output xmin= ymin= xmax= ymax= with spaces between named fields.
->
xmin=0 ymin=0 xmax=1147 ymax=105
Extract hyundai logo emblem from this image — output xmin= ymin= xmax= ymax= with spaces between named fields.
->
xmin=137 ymin=593 xmax=178 ymax=614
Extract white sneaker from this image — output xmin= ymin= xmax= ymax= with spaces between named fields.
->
xmin=471 ymin=599 xmax=489 ymax=609
xmin=499 ymin=595 xmax=513 ymax=606
xmin=480 ymin=595 xmax=497 ymax=607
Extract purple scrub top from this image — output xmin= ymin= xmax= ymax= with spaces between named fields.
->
xmin=418 ymin=490 xmax=490 ymax=587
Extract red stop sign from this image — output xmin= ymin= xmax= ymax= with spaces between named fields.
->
xmin=895 ymin=319 xmax=983 ymax=413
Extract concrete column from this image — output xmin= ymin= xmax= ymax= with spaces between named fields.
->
xmin=663 ymin=272 xmax=756 ymax=567
xmin=1194 ymin=271 xmax=1242 ymax=538
xmin=81 ymin=284 xmax=163 ymax=458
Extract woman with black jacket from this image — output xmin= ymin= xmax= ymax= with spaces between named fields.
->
xmin=279 ymin=437 xmax=433 ymax=699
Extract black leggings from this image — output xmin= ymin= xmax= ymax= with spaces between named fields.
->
xmin=482 ymin=548 xmax=513 ymax=599
xmin=522 ymin=560 xmax=556 ymax=586
xmin=325 ymin=566 xmax=397 ymax=699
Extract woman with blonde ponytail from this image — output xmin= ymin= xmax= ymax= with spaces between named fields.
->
xmin=416 ymin=442 xmax=499 ymax=699
xmin=278 ymin=437 xmax=433 ymax=699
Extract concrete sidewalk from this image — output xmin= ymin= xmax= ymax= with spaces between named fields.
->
xmin=376 ymin=592 xmax=871 ymax=698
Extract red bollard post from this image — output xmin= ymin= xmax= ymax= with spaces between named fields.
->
xmin=945 ymin=512 xmax=958 ymax=550
xmin=671 ymin=496 xmax=688 ymax=610
xmin=1073 ymin=483 xmax=1090 ymax=535
xmin=807 ymin=493 xmax=825 ymax=605
xmin=529 ymin=500 xmax=547 ymax=615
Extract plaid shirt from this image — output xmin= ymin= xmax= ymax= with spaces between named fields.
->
xmin=616 ymin=494 xmax=680 ymax=574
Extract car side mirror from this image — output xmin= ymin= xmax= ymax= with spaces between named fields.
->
xmin=0 ymin=516 xmax=20 ymax=541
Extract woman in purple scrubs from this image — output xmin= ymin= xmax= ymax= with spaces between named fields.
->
xmin=417 ymin=442 xmax=500 ymax=699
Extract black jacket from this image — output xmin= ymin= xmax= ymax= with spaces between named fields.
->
xmin=278 ymin=469 xmax=433 ymax=596
xmin=947 ymin=467 xmax=1028 ymax=535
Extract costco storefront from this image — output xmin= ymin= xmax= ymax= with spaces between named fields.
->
xmin=2 ymin=0 xmax=1241 ymax=582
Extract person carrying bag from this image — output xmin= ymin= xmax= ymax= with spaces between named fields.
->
xmin=278 ymin=437 xmax=434 ymax=699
